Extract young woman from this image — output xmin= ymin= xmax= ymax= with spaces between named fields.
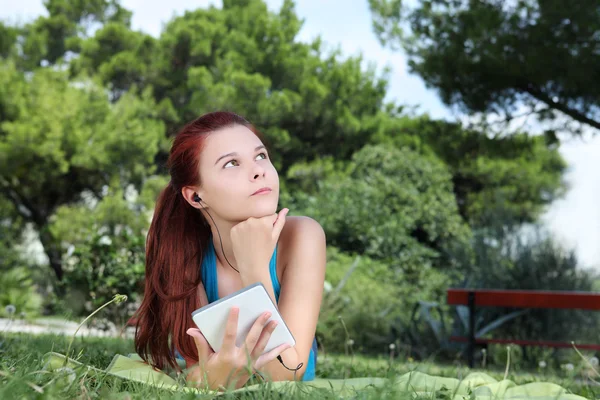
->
xmin=133 ymin=111 xmax=326 ymax=390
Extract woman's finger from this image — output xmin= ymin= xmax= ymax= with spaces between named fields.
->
xmin=254 ymin=343 xmax=292 ymax=370
xmin=222 ymin=306 xmax=240 ymax=352
xmin=186 ymin=328 xmax=211 ymax=362
xmin=250 ymin=319 xmax=278 ymax=358
xmin=243 ymin=311 xmax=272 ymax=352
xmin=271 ymin=208 xmax=288 ymax=240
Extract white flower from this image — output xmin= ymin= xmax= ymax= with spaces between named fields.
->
xmin=389 ymin=343 xmax=396 ymax=350
xmin=539 ymin=361 xmax=547 ymax=368
xmin=98 ymin=235 xmax=112 ymax=246
xmin=124 ymin=184 xmax=139 ymax=204
xmin=66 ymin=256 xmax=79 ymax=267
xmin=5 ymin=305 xmax=16 ymax=316
xmin=590 ymin=357 xmax=599 ymax=367
xmin=565 ymin=363 xmax=574 ymax=371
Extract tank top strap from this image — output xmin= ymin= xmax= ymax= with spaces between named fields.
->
xmin=270 ymin=244 xmax=281 ymax=303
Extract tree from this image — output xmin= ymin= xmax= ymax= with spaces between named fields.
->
xmin=0 ymin=62 xmax=164 ymax=282
xmin=53 ymin=0 xmax=395 ymax=173
xmin=291 ymin=144 xmax=473 ymax=281
xmin=369 ymin=0 xmax=600 ymax=135
xmin=370 ymin=116 xmax=568 ymax=225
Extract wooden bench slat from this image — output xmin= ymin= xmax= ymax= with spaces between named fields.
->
xmin=449 ymin=336 xmax=600 ymax=351
xmin=447 ymin=288 xmax=600 ymax=311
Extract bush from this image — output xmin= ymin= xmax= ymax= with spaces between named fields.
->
xmin=46 ymin=179 xmax=165 ymax=322
xmin=317 ymin=246 xmax=454 ymax=357
xmin=290 ymin=145 xmax=472 ymax=276
xmin=59 ymin=227 xmax=145 ymax=322
xmin=0 ymin=267 xmax=43 ymax=319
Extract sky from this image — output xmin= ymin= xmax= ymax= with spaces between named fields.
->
xmin=2 ymin=0 xmax=599 ymax=269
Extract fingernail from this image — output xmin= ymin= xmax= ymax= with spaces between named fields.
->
xmin=264 ymin=312 xmax=272 ymax=319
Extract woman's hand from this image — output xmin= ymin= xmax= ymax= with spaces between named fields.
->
xmin=185 ymin=306 xmax=291 ymax=390
xmin=230 ymin=208 xmax=289 ymax=277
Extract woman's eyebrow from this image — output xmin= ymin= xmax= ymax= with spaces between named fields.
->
xmin=214 ymin=145 xmax=266 ymax=165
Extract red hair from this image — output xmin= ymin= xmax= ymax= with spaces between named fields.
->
xmin=134 ymin=111 xmax=264 ymax=370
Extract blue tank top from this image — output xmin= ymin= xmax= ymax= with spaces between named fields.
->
xmin=191 ymin=238 xmax=317 ymax=381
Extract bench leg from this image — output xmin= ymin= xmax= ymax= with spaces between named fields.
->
xmin=468 ymin=291 xmax=476 ymax=368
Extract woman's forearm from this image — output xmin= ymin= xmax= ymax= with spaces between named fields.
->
xmin=256 ymin=347 xmax=305 ymax=382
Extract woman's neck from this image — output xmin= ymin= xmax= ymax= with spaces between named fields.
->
xmin=208 ymin=219 xmax=239 ymax=272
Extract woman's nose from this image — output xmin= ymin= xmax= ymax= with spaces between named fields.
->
xmin=250 ymin=163 xmax=266 ymax=180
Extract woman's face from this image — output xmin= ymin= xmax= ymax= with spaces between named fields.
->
xmin=197 ymin=124 xmax=279 ymax=222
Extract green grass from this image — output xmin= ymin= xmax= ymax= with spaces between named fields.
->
xmin=0 ymin=332 xmax=598 ymax=399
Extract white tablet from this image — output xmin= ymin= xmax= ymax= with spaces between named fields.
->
xmin=191 ymin=282 xmax=295 ymax=355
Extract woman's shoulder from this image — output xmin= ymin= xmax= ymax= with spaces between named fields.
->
xmin=278 ymin=215 xmax=326 ymax=265
xmin=280 ymin=215 xmax=325 ymax=242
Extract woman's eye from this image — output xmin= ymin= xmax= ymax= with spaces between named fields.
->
xmin=224 ymin=160 xmax=239 ymax=168
xmin=224 ymin=153 xmax=266 ymax=168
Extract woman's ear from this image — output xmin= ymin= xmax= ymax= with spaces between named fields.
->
xmin=182 ymin=186 xmax=205 ymax=208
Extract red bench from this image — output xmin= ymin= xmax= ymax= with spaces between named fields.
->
xmin=447 ymin=288 xmax=600 ymax=367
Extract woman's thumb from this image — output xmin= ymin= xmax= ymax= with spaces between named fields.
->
xmin=272 ymin=208 xmax=288 ymax=238
xmin=187 ymin=328 xmax=211 ymax=361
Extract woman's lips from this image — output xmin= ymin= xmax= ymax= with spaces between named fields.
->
xmin=251 ymin=187 xmax=272 ymax=196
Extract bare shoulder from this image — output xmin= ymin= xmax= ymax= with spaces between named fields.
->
xmin=278 ymin=216 xmax=326 ymax=267
xmin=280 ymin=215 xmax=325 ymax=245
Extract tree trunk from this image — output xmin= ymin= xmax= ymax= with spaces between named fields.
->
xmin=37 ymin=227 xmax=65 ymax=286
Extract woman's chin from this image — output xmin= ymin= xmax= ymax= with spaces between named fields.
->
xmin=248 ymin=202 xmax=278 ymax=218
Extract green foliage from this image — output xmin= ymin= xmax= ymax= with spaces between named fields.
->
xmin=0 ymin=58 xmax=164 ymax=281
xmin=0 ymin=22 xmax=18 ymax=60
xmin=13 ymin=0 xmax=132 ymax=69
xmin=47 ymin=179 xmax=164 ymax=318
xmin=0 ymin=197 xmax=26 ymax=271
xmin=0 ymin=267 xmax=43 ymax=318
xmin=317 ymin=245 xmax=470 ymax=358
xmin=317 ymin=247 xmax=403 ymax=354
xmin=49 ymin=0 xmax=393 ymax=172
xmin=371 ymin=116 xmax=568 ymax=224
xmin=295 ymin=144 xmax=471 ymax=277
xmin=59 ymin=228 xmax=145 ymax=320
xmin=369 ymin=0 xmax=600 ymax=133
xmin=0 ymin=197 xmax=43 ymax=318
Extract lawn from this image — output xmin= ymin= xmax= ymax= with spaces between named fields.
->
xmin=0 ymin=332 xmax=598 ymax=399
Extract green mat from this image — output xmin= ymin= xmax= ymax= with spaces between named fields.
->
xmin=41 ymin=352 xmax=588 ymax=399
